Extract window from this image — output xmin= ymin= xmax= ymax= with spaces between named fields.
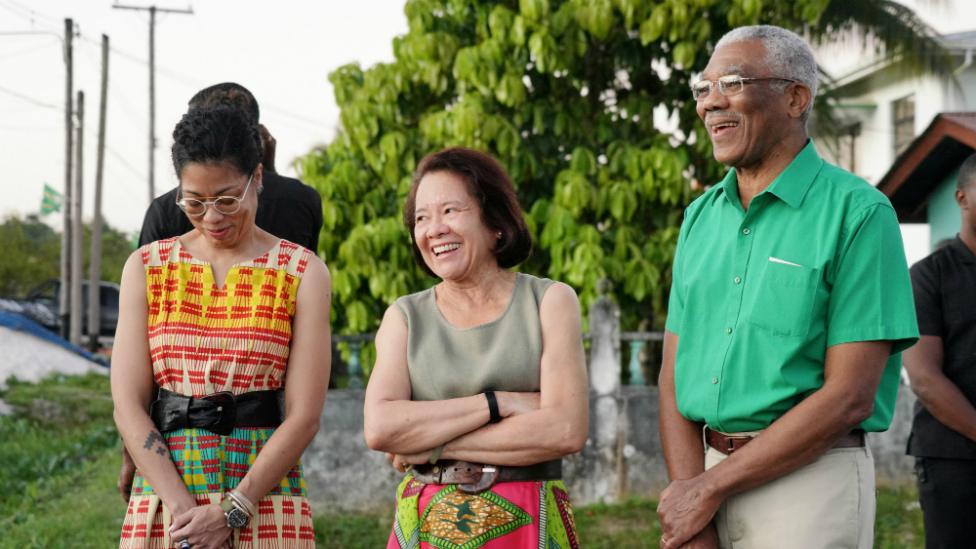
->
xmin=893 ymin=95 xmax=915 ymax=155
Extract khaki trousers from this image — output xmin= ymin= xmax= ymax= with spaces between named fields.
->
xmin=704 ymin=444 xmax=875 ymax=549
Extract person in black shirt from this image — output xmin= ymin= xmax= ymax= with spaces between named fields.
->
xmin=137 ymin=82 xmax=322 ymax=252
xmin=904 ymin=152 xmax=976 ymax=549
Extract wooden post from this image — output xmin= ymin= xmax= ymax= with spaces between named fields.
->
xmin=69 ymin=90 xmax=84 ymax=345
xmin=112 ymin=4 xmax=193 ymax=204
xmin=59 ymin=18 xmax=73 ymax=339
xmin=88 ymin=34 xmax=109 ymax=351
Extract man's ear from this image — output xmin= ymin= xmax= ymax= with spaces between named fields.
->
xmin=957 ymin=188 xmax=970 ymax=209
xmin=787 ymin=83 xmax=813 ymax=120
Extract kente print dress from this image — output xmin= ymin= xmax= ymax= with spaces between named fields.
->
xmin=388 ymin=273 xmax=580 ymax=549
xmin=119 ymin=237 xmax=315 ymax=548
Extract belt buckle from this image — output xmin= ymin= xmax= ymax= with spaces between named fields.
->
xmin=458 ymin=466 xmax=499 ymax=494
xmin=725 ymin=434 xmax=754 ymax=454
xmin=201 ymin=391 xmax=236 ymax=435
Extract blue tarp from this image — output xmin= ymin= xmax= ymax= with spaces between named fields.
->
xmin=0 ymin=310 xmax=107 ymax=367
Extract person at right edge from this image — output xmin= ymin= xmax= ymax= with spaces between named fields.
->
xmin=903 ymin=152 xmax=976 ymax=549
xmin=656 ymin=25 xmax=919 ymax=549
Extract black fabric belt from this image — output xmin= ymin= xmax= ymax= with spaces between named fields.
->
xmin=149 ymin=388 xmax=284 ymax=436
xmin=410 ymin=459 xmax=562 ymax=494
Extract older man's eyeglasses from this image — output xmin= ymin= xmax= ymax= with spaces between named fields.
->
xmin=690 ymin=75 xmax=797 ymax=101
xmin=176 ymin=173 xmax=254 ymax=217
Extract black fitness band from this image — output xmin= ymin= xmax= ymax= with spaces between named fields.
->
xmin=484 ymin=391 xmax=502 ymax=424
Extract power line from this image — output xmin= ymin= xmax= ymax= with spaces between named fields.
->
xmin=263 ymin=104 xmax=330 ymax=130
xmin=111 ymin=3 xmax=194 ymax=203
xmin=76 ymin=32 xmax=331 ymax=130
xmin=0 ymin=37 xmax=58 ymax=62
xmin=105 ymin=143 xmax=147 ymax=181
xmin=0 ymin=1 xmax=41 ymax=27
xmin=65 ymin=17 xmax=332 ymax=131
xmin=0 ymin=0 xmax=62 ymax=27
xmin=2 ymin=2 xmax=333 ymax=168
xmin=0 ymin=84 xmax=62 ymax=110
xmin=0 ymin=124 xmax=58 ymax=131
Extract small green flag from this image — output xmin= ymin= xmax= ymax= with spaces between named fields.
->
xmin=41 ymin=183 xmax=62 ymax=215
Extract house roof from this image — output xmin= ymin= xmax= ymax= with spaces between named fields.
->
xmin=877 ymin=112 xmax=976 ymax=222
xmin=941 ymin=30 xmax=976 ymax=50
xmin=828 ymin=30 xmax=976 ymax=90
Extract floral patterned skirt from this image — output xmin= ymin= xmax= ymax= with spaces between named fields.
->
xmin=388 ymin=474 xmax=579 ymax=549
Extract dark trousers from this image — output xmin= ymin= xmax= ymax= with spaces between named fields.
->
xmin=915 ymin=457 xmax=976 ymax=549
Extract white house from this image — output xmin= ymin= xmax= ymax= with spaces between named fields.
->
xmin=815 ymin=31 xmax=976 ymax=260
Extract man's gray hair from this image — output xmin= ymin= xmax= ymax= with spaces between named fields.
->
xmin=716 ymin=25 xmax=818 ymax=117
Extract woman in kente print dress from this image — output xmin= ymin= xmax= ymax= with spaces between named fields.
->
xmin=364 ymin=148 xmax=589 ymax=548
xmin=111 ymin=106 xmax=331 ymax=549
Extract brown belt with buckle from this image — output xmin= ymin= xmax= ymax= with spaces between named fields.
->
xmin=410 ymin=459 xmax=562 ymax=494
xmin=705 ymin=427 xmax=865 ymax=456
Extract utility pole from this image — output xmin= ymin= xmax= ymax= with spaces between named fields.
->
xmin=112 ymin=3 xmax=193 ymax=203
xmin=59 ymin=18 xmax=73 ymax=339
xmin=70 ymin=90 xmax=84 ymax=346
xmin=89 ymin=34 xmax=109 ymax=352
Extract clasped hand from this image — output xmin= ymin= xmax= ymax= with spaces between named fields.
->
xmin=386 ymin=449 xmax=433 ymax=473
xmin=170 ymin=504 xmax=233 ymax=549
xmin=656 ymin=476 xmax=722 ymax=549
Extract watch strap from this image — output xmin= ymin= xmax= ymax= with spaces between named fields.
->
xmin=220 ymin=494 xmax=251 ymax=529
xmin=228 ymin=489 xmax=256 ymax=517
xmin=484 ymin=391 xmax=501 ymax=424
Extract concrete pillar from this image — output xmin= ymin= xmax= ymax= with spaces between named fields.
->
xmin=584 ymin=279 xmax=621 ymax=502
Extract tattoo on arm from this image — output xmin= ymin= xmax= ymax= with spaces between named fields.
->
xmin=143 ymin=431 xmax=169 ymax=456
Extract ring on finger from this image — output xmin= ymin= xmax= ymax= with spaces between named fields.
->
xmin=179 ymin=540 xmax=191 ymax=549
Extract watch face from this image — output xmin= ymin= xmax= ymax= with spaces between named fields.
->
xmin=226 ymin=507 xmax=249 ymax=529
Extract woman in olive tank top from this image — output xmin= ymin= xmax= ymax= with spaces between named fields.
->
xmin=364 ymin=148 xmax=589 ymax=548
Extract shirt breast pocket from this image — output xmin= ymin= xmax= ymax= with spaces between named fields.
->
xmin=748 ymin=260 xmax=820 ymax=338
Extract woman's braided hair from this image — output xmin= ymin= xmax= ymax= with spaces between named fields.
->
xmin=171 ymin=105 xmax=262 ymax=178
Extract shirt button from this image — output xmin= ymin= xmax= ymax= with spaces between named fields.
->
xmin=711 ymin=377 xmax=719 ymax=384
xmin=725 ymin=327 xmax=732 ymax=335
xmin=742 ymin=227 xmax=751 ymax=235
xmin=733 ymin=276 xmax=741 ymax=284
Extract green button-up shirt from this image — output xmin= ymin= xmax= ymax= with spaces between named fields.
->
xmin=665 ymin=141 xmax=919 ymax=432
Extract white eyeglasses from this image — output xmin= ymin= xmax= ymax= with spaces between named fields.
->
xmin=690 ymin=75 xmax=797 ymax=101
xmin=176 ymin=173 xmax=253 ymax=217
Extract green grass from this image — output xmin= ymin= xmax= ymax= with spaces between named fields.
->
xmin=876 ymin=484 xmax=925 ymax=548
xmin=576 ymin=498 xmax=661 ymax=547
xmin=313 ymin=511 xmax=392 ymax=547
xmin=0 ymin=374 xmax=925 ymax=548
xmin=0 ymin=372 xmax=124 ymax=544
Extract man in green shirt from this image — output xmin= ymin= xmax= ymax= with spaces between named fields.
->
xmin=656 ymin=25 xmax=918 ymax=549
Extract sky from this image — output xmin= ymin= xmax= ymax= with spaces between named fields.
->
xmin=0 ymin=0 xmax=973 ymax=236
xmin=0 ymin=0 xmax=408 ymax=233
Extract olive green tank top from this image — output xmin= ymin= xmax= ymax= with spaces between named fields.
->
xmin=394 ymin=273 xmax=554 ymax=401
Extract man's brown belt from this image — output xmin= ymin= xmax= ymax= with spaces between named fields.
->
xmin=410 ymin=459 xmax=562 ymax=494
xmin=705 ymin=427 xmax=865 ymax=456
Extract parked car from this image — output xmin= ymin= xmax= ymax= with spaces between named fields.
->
xmin=25 ymin=279 xmax=120 ymax=337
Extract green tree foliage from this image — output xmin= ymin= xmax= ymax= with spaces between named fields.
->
xmin=0 ymin=214 xmax=133 ymax=298
xmin=299 ymin=0 xmax=943 ymax=336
